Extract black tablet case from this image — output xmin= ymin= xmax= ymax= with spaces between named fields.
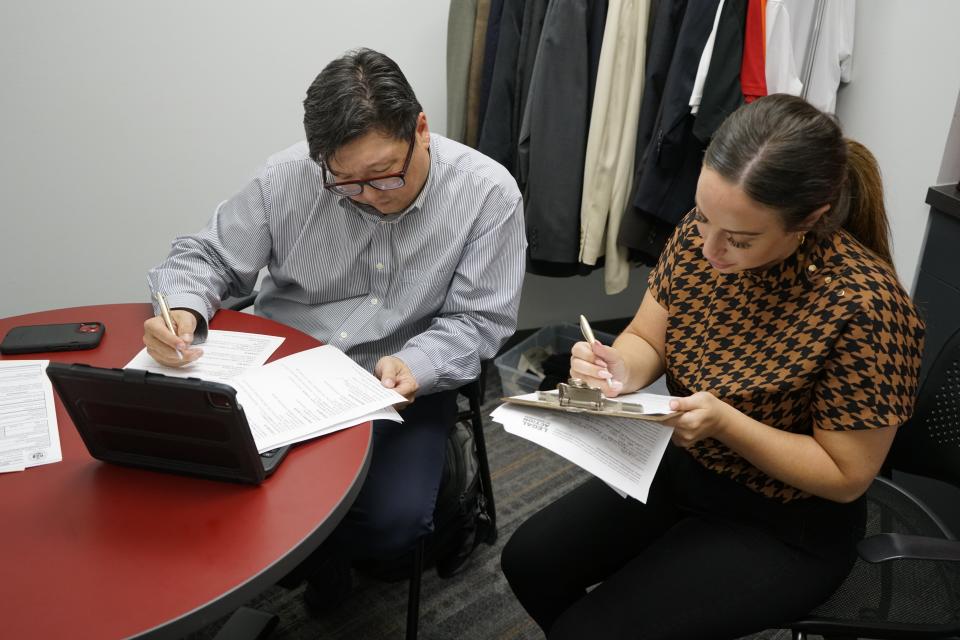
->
xmin=46 ymin=362 xmax=287 ymax=484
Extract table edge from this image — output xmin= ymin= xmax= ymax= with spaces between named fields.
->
xmin=136 ymin=425 xmax=373 ymax=639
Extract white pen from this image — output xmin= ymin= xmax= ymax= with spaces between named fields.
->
xmin=155 ymin=291 xmax=184 ymax=360
xmin=579 ymin=314 xmax=597 ymax=344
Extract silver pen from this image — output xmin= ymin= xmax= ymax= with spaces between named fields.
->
xmin=155 ymin=291 xmax=184 ymax=360
xmin=579 ymin=314 xmax=597 ymax=344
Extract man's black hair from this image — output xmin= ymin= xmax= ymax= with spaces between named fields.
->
xmin=304 ymin=48 xmax=422 ymax=165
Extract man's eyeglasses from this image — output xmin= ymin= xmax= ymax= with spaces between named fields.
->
xmin=320 ymin=136 xmax=416 ymax=197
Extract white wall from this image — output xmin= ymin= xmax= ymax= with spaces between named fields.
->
xmin=0 ymin=0 xmax=648 ymax=327
xmin=0 ymin=1 xmax=450 ymax=318
xmin=936 ymin=88 xmax=960 ymax=185
xmin=2 ymin=1 xmax=958 ymax=329
xmin=835 ymin=0 xmax=960 ymax=292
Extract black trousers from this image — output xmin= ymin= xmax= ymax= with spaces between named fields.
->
xmin=329 ymin=388 xmax=459 ymax=559
xmin=281 ymin=390 xmax=459 ymax=590
xmin=501 ymin=445 xmax=865 ymax=640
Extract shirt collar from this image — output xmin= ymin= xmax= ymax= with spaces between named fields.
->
xmin=735 ymin=231 xmax=832 ymax=291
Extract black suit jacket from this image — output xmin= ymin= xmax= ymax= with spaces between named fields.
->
xmin=619 ymin=0 xmax=721 ymax=256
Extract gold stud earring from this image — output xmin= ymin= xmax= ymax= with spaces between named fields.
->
xmin=798 ymin=232 xmax=806 ymax=247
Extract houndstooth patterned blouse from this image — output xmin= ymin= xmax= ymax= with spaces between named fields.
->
xmin=648 ymin=212 xmax=925 ymax=502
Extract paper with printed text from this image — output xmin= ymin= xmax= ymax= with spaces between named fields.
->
xmin=492 ymin=391 xmax=675 ymax=502
xmin=0 ymin=360 xmax=62 ymax=472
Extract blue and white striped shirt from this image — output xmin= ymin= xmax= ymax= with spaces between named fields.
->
xmin=148 ymin=134 xmax=527 ymax=395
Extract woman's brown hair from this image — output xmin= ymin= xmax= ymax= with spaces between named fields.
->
xmin=703 ymin=93 xmax=894 ymax=267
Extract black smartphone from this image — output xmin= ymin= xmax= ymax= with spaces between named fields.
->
xmin=0 ymin=322 xmax=105 ymax=354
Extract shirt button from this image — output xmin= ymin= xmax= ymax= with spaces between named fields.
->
xmin=838 ymin=289 xmax=845 ymax=297
xmin=824 ymin=276 xmax=832 ymax=284
xmin=371 ymin=298 xmax=379 ymax=305
xmin=807 ymin=264 xmax=817 ymax=273
xmin=340 ymin=332 xmax=348 ymax=339
xmin=376 ymin=262 xmax=384 ymax=270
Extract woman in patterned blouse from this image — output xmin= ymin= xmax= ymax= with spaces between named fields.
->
xmin=501 ymin=94 xmax=925 ymax=639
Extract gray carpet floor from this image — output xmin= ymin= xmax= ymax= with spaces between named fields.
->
xmin=187 ymin=367 xmax=824 ymax=640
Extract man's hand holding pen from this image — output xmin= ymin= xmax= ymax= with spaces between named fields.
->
xmin=143 ymin=304 xmax=204 ymax=367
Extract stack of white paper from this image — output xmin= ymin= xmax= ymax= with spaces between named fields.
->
xmin=491 ymin=391 xmax=676 ymax=503
xmin=232 ymin=346 xmax=404 ymax=452
xmin=0 ymin=360 xmax=62 ymax=472
xmin=125 ymin=332 xmax=404 ymax=453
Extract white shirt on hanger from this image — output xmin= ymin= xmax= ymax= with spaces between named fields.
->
xmin=765 ymin=0 xmax=804 ymax=98
xmin=784 ymin=0 xmax=855 ymax=114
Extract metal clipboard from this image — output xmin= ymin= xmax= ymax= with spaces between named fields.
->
xmin=502 ymin=378 xmax=677 ymax=422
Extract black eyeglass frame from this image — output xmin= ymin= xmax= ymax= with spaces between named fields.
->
xmin=319 ymin=135 xmax=416 ymax=197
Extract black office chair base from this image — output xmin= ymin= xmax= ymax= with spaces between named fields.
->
xmin=406 ymin=538 xmax=426 ymax=640
xmin=212 ymin=606 xmax=279 ymax=640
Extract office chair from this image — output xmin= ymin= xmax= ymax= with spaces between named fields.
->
xmin=223 ymin=293 xmax=499 ymax=640
xmin=223 ymin=292 xmax=258 ymax=313
xmin=786 ymin=325 xmax=960 ymax=640
xmin=404 ymin=362 xmax=498 ymax=640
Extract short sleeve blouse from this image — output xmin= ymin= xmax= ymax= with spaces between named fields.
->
xmin=647 ymin=213 xmax=924 ymax=502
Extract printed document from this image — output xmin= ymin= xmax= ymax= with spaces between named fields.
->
xmin=0 ymin=360 xmax=62 ymax=472
xmin=233 ymin=345 xmax=405 ymax=452
xmin=124 ymin=329 xmax=285 ymax=384
xmin=492 ymin=391 xmax=676 ymax=503
xmin=126 ymin=334 xmax=398 ymax=452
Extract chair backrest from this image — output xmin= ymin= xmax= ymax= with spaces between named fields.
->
xmin=887 ymin=324 xmax=960 ymax=489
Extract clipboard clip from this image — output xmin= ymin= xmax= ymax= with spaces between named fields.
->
xmin=536 ymin=378 xmax=647 ymax=414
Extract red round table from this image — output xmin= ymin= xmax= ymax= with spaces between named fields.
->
xmin=0 ymin=304 xmax=372 ymax=639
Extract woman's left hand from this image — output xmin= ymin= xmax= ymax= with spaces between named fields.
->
xmin=663 ymin=392 xmax=738 ymax=448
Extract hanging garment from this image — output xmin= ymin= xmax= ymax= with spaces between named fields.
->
xmin=513 ymin=0 xmax=550 ymax=191
xmin=465 ymin=0 xmax=492 ymax=148
xmin=477 ymin=0 xmax=528 ymax=175
xmin=584 ymin=0 xmax=609 ymax=111
xmin=785 ymin=0 xmax=855 ymax=114
xmin=446 ymin=0 xmax=481 ymax=143
xmin=579 ymin=0 xmax=651 ymax=294
xmin=764 ymin=0 xmax=803 ymax=96
xmin=618 ymin=0 xmax=721 ymax=263
xmin=740 ymin=0 xmax=767 ymax=102
xmin=689 ymin=0 xmax=725 ymax=116
xmin=692 ymin=0 xmax=747 ymax=144
xmin=478 ymin=0 xmax=506 ymax=139
xmin=631 ymin=0 xmax=688 ymax=184
xmin=519 ymin=0 xmax=609 ymax=267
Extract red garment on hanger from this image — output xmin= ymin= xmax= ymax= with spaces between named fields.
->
xmin=740 ymin=0 xmax=767 ymax=103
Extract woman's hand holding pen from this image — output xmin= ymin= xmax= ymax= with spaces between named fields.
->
xmin=143 ymin=310 xmax=203 ymax=367
xmin=569 ymin=340 xmax=628 ymax=398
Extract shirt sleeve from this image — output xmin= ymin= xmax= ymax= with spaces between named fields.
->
xmin=147 ymin=167 xmax=273 ymax=327
xmin=812 ymin=297 xmax=924 ymax=431
xmin=394 ymin=192 xmax=527 ymax=394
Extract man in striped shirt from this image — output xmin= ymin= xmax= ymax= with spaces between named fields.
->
xmin=142 ymin=48 xmax=526 ymax=608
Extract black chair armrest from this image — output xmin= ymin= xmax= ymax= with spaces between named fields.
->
xmin=223 ymin=293 xmax=258 ymax=312
xmin=858 ymin=532 xmax=960 ymax=563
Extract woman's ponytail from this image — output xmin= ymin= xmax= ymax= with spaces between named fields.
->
xmin=838 ymin=139 xmax=894 ymax=267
